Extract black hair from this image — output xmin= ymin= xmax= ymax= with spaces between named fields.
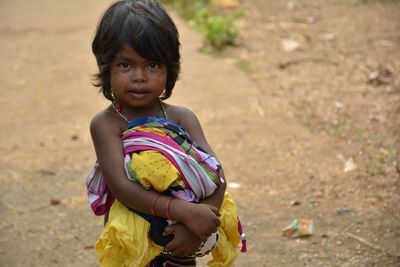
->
xmin=92 ymin=0 xmax=180 ymax=101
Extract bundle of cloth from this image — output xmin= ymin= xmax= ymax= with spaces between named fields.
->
xmin=86 ymin=116 xmax=245 ymax=267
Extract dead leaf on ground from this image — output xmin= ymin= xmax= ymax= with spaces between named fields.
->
xmin=50 ymin=199 xmax=61 ymax=206
xmin=344 ymin=158 xmax=357 ymax=172
xmin=281 ymin=39 xmax=301 ymax=52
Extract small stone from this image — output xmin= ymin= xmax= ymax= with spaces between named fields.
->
xmin=281 ymin=39 xmax=301 ymax=52
xmin=290 ymin=200 xmax=301 ymax=206
xmin=287 ymin=2 xmax=295 ymax=10
xmin=336 ymin=205 xmax=352 ymax=213
xmin=344 ymin=158 xmax=357 ymax=172
xmin=228 ymin=182 xmax=241 ymax=189
xmin=320 ymin=33 xmax=337 ymax=41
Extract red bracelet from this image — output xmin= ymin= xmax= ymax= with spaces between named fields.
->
xmin=166 ymin=198 xmax=175 ymax=220
xmin=151 ymin=195 xmax=161 ymax=216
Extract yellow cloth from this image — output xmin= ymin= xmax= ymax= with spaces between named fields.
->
xmin=130 ymin=151 xmax=185 ymax=191
xmin=96 ymin=201 xmax=163 ymax=267
xmin=96 ymin=193 xmax=240 ymax=267
xmin=209 ymin=194 xmax=241 ymax=266
xmin=96 ymin=126 xmax=240 ymax=266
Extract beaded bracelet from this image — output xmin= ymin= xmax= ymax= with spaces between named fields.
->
xmin=151 ymin=195 xmax=161 ymax=216
xmin=166 ymin=198 xmax=176 ymax=220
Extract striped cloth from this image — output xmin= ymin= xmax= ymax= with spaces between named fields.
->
xmin=86 ymin=116 xmax=223 ymax=215
xmin=87 ymin=116 xmax=244 ymax=267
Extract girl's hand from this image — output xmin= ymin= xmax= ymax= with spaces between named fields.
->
xmin=163 ymin=223 xmax=202 ymax=257
xmin=172 ymin=201 xmax=220 ymax=241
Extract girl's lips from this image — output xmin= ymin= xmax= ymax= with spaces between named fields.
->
xmin=127 ymin=90 xmax=150 ymax=99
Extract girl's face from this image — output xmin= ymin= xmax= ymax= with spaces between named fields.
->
xmin=110 ymin=45 xmax=167 ymax=112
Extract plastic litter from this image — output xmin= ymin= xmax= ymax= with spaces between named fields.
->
xmin=282 ymin=219 xmax=313 ymax=238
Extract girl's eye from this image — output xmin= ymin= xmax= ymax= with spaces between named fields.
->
xmin=118 ymin=62 xmax=130 ymax=69
xmin=148 ymin=62 xmax=160 ymax=70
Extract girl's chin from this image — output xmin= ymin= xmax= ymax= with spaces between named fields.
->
xmin=123 ymin=98 xmax=160 ymax=109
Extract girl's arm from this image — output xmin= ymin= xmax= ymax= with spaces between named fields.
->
xmin=90 ymin=111 xmax=159 ymax=212
xmin=163 ymin=106 xmax=227 ymax=257
xmin=176 ymin=106 xmax=227 ymax=209
xmin=90 ymin=110 xmax=220 ymax=240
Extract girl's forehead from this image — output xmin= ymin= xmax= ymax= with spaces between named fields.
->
xmin=115 ymin=42 xmax=163 ymax=63
xmin=115 ymin=45 xmax=145 ymax=60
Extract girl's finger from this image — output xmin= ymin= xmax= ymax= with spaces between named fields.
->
xmin=167 ymin=247 xmax=177 ymax=256
xmin=174 ymin=250 xmax=184 ymax=257
xmin=163 ymin=225 xmax=175 ymax=236
xmin=209 ymin=206 xmax=221 ymax=216
xmin=170 ymin=248 xmax=184 ymax=257
xmin=180 ymin=251 xmax=190 ymax=257
xmin=213 ymin=216 xmax=221 ymax=226
xmin=165 ymin=240 xmax=176 ymax=252
xmin=201 ymin=234 xmax=207 ymax=242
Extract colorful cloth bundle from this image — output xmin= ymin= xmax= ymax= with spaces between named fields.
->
xmin=121 ymin=116 xmax=222 ymax=202
xmin=86 ymin=116 xmax=243 ymax=267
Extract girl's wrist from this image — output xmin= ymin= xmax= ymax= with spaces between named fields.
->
xmin=169 ymin=198 xmax=192 ymax=222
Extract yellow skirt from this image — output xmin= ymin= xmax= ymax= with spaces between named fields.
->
xmin=95 ymin=192 xmax=240 ymax=267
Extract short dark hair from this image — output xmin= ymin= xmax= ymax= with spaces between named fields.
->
xmin=92 ymin=0 xmax=180 ymax=101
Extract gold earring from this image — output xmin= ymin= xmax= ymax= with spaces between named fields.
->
xmin=160 ymin=89 xmax=166 ymax=98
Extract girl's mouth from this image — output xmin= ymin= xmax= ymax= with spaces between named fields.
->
xmin=127 ymin=90 xmax=150 ymax=99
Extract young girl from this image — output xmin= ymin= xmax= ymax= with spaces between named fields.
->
xmin=86 ymin=1 xmax=245 ymax=266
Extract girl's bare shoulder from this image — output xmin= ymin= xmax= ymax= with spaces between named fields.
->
xmin=90 ymin=106 xmax=125 ymax=138
xmin=163 ymin=103 xmax=198 ymax=125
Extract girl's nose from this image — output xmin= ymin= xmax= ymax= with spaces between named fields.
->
xmin=131 ymin=68 xmax=146 ymax=82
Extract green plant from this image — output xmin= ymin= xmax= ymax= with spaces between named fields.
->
xmin=331 ymin=123 xmax=343 ymax=136
xmin=192 ymin=8 xmax=243 ymax=51
xmin=376 ymin=154 xmax=385 ymax=164
xmin=344 ymin=0 xmax=400 ymax=4
xmin=344 ymin=0 xmax=363 ymax=4
xmin=161 ymin=0 xmax=210 ymax=19
xmin=161 ymin=0 xmax=243 ymax=51
xmin=235 ymin=59 xmax=253 ymax=74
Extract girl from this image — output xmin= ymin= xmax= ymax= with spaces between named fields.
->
xmin=86 ymin=1 xmax=245 ymax=266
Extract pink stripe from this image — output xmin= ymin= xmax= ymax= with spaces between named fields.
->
xmin=200 ymin=160 xmax=221 ymax=183
xmin=188 ymin=149 xmax=221 ymax=186
xmin=123 ymin=131 xmax=185 ymax=153
xmin=193 ymin=163 xmax=207 ymax=195
xmin=91 ymin=192 xmax=115 ymax=216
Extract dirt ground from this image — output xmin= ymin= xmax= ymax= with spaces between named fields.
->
xmin=0 ymin=0 xmax=399 ymax=266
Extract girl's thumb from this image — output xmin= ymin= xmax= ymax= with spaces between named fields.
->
xmin=210 ymin=206 xmax=221 ymax=216
xmin=163 ymin=225 xmax=174 ymax=236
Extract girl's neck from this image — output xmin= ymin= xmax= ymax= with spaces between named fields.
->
xmin=112 ymin=99 xmax=166 ymax=122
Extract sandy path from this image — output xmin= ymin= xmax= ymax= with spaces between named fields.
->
xmin=1 ymin=1 xmax=399 ymax=266
xmin=0 ymin=1 xmax=259 ymax=266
